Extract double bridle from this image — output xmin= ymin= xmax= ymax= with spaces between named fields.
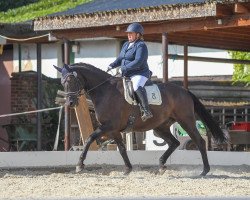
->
xmin=61 ymin=72 xmax=83 ymax=98
xmin=62 ymin=72 xmax=117 ymax=98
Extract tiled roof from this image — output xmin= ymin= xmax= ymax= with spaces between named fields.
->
xmin=50 ymin=0 xmax=207 ymax=17
xmin=35 ymin=0 xmax=217 ymax=31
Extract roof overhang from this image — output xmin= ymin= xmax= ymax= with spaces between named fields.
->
xmin=34 ymin=2 xmax=217 ymax=31
xmin=33 ymin=1 xmax=250 ymax=51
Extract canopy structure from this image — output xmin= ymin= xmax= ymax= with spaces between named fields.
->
xmin=34 ymin=0 xmax=250 ymax=51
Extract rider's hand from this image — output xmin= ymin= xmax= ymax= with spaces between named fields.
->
xmin=107 ymin=66 xmax=113 ymax=72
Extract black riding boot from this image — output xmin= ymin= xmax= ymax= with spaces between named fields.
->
xmin=135 ymin=86 xmax=153 ymax=122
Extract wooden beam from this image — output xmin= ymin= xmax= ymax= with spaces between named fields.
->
xmin=216 ymin=4 xmax=233 ymax=17
xmin=183 ymin=45 xmax=188 ymax=89
xmin=168 ymin=54 xmax=250 ymax=65
xmin=162 ymin=32 xmax=168 ymax=83
xmin=144 ymin=33 xmax=250 ymax=51
xmin=168 ymin=32 xmax=250 ymax=51
xmin=238 ymin=17 xmax=250 ymax=26
xmin=176 ymin=31 xmax=250 ymax=45
xmin=234 ymin=3 xmax=249 ymax=14
xmin=52 ymin=15 xmax=250 ymax=40
xmin=74 ymin=95 xmax=98 ymax=150
xmin=37 ymin=43 xmax=42 ymax=151
xmin=205 ymin=29 xmax=250 ymax=39
xmin=64 ymin=39 xmax=71 ymax=151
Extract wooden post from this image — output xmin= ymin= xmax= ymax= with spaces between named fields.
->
xmin=74 ymin=95 xmax=98 ymax=150
xmin=126 ymin=132 xmax=133 ymax=151
xmin=184 ymin=45 xmax=188 ymax=89
xmin=64 ymin=39 xmax=71 ymax=150
xmin=162 ymin=32 xmax=168 ymax=83
xmin=36 ymin=43 xmax=42 ymax=151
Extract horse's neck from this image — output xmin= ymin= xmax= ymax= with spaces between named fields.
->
xmin=87 ymin=77 xmax=120 ymax=107
xmin=86 ymin=74 xmax=109 ymax=90
xmin=77 ymin=67 xmax=109 ymax=89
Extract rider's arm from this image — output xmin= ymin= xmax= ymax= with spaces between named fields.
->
xmin=109 ymin=42 xmax=128 ymax=68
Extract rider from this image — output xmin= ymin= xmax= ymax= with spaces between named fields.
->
xmin=108 ymin=22 xmax=153 ymax=122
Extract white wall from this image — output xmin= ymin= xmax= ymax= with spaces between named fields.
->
xmin=169 ymin=45 xmax=234 ymax=77
xmin=13 ymin=43 xmax=37 ymax=73
xmin=146 ymin=42 xmax=234 ymax=79
xmin=13 ymin=39 xmax=234 ymax=79
xmin=74 ymin=39 xmax=120 ymax=72
xmin=41 ymin=43 xmax=62 ymax=78
xmin=13 ymin=43 xmax=61 ymax=78
xmin=1 ymin=151 xmax=249 ymax=168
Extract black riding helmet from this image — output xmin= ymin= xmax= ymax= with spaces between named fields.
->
xmin=125 ymin=22 xmax=144 ymax=35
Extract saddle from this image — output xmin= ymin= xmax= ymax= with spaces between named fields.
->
xmin=123 ymin=77 xmax=162 ymax=105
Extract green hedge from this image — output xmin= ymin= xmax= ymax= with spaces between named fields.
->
xmin=0 ymin=0 xmax=91 ymax=23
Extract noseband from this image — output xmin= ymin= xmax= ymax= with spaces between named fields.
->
xmin=62 ymin=71 xmax=116 ymax=98
xmin=62 ymin=72 xmax=82 ymax=98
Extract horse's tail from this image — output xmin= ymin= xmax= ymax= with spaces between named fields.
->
xmin=188 ymin=91 xmax=227 ymax=143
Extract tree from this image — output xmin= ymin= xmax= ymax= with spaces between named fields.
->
xmin=229 ymin=51 xmax=250 ymax=86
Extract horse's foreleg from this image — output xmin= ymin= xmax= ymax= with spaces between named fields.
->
xmin=154 ymin=125 xmax=180 ymax=175
xmin=76 ymin=127 xmax=104 ymax=173
xmin=113 ymin=134 xmax=132 ymax=175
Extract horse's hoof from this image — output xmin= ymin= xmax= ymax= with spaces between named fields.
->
xmin=200 ymin=169 xmax=209 ymax=176
xmin=158 ymin=166 xmax=167 ymax=175
xmin=123 ymin=167 xmax=132 ymax=175
xmin=76 ymin=164 xmax=85 ymax=173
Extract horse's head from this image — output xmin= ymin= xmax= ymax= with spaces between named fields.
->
xmin=54 ymin=64 xmax=82 ymax=107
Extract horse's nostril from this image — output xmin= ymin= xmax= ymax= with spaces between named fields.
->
xmin=69 ymin=101 xmax=74 ymax=106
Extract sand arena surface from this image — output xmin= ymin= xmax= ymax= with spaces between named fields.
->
xmin=0 ymin=164 xmax=249 ymax=200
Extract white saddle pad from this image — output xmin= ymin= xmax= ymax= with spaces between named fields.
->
xmin=124 ymin=84 xmax=162 ymax=105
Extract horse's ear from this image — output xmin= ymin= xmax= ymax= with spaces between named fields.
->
xmin=64 ymin=63 xmax=72 ymax=72
xmin=53 ymin=65 xmax=62 ymax=73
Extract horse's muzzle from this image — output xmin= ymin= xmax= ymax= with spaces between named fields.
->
xmin=66 ymin=97 xmax=77 ymax=107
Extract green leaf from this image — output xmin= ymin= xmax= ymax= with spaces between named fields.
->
xmin=229 ymin=51 xmax=250 ymax=86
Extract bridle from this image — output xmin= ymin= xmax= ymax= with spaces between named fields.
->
xmin=61 ymin=72 xmax=83 ymax=98
xmin=62 ymin=71 xmax=118 ymax=98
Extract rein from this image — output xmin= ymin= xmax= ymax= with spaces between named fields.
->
xmin=63 ymin=72 xmax=119 ymax=97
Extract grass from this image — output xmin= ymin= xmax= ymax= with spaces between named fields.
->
xmin=0 ymin=0 xmax=91 ymax=23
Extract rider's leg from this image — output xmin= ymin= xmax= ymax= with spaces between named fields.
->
xmin=134 ymin=86 xmax=153 ymax=121
xmin=131 ymin=75 xmax=153 ymax=121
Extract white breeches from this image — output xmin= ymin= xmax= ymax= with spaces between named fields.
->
xmin=130 ymin=75 xmax=148 ymax=91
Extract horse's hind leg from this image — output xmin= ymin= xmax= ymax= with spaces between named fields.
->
xmin=153 ymin=123 xmax=180 ymax=175
xmin=113 ymin=133 xmax=132 ymax=175
xmin=177 ymin=118 xmax=210 ymax=176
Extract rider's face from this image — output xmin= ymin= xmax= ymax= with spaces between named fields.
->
xmin=127 ymin=32 xmax=137 ymax=42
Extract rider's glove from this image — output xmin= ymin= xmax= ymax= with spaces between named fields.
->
xmin=107 ymin=66 xmax=113 ymax=72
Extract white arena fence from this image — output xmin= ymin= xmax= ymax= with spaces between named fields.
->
xmin=0 ymin=150 xmax=249 ymax=168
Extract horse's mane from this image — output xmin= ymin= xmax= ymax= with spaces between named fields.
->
xmin=70 ymin=62 xmax=111 ymax=78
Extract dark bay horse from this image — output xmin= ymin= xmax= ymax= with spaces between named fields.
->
xmin=54 ymin=63 xmax=226 ymax=176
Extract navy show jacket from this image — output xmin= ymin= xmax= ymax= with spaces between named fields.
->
xmin=109 ymin=39 xmax=151 ymax=78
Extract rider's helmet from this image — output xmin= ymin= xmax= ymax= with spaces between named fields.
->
xmin=125 ymin=22 xmax=144 ymax=35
